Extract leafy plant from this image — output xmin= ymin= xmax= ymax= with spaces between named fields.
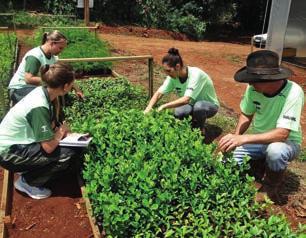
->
xmin=29 ymin=28 xmax=112 ymax=73
xmin=0 ymin=33 xmax=17 ymax=120
xmin=64 ymin=75 xmax=302 ymax=237
xmin=44 ymin=0 xmax=75 ymax=15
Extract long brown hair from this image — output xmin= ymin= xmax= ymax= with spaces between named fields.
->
xmin=40 ymin=62 xmax=74 ymax=122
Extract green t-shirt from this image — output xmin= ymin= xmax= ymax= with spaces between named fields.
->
xmin=158 ymin=66 xmax=219 ymax=106
xmin=8 ymin=47 xmax=57 ymax=89
xmin=240 ymin=80 xmax=304 ymax=144
xmin=0 ymin=86 xmax=54 ymax=154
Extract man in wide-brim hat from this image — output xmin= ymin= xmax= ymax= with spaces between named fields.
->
xmin=218 ymin=50 xmax=304 ymax=203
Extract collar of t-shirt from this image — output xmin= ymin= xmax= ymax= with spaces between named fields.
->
xmin=178 ymin=66 xmax=189 ymax=84
xmin=40 ymin=46 xmax=52 ymax=60
xmin=263 ymin=79 xmax=288 ymax=98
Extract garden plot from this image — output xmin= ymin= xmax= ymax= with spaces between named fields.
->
xmin=64 ymin=77 xmax=304 ymax=237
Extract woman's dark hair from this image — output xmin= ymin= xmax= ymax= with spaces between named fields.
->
xmin=162 ymin=47 xmax=184 ymax=68
xmin=41 ymin=30 xmax=67 ymax=45
xmin=41 ymin=62 xmax=74 ymax=88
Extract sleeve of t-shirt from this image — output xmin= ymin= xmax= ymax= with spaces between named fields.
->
xmin=184 ymin=74 xmax=205 ymax=99
xmin=26 ymin=107 xmax=54 ymax=142
xmin=277 ymin=86 xmax=304 ymax=131
xmin=240 ymin=86 xmax=256 ymax=116
xmin=157 ymin=77 xmax=174 ymax=94
xmin=25 ymin=56 xmax=41 ymax=75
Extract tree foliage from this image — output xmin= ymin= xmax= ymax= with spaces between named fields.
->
xmin=1 ymin=0 xmax=270 ymax=37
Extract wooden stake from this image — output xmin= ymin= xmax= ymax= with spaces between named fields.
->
xmin=84 ymin=0 xmax=90 ymax=26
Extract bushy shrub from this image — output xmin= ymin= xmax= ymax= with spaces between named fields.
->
xmin=13 ymin=11 xmax=76 ymax=28
xmin=0 ymin=33 xmax=16 ymax=120
xmin=65 ymin=76 xmax=302 ymax=237
xmin=64 ymin=77 xmax=147 ymax=122
xmin=169 ymin=13 xmax=206 ymax=40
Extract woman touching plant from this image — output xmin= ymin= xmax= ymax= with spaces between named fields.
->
xmin=0 ymin=62 xmax=82 ymax=199
xmin=144 ymin=47 xmax=219 ymax=135
xmin=8 ymin=30 xmax=83 ymax=104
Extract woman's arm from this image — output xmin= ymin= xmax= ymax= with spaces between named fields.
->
xmin=40 ymin=122 xmax=70 ymax=154
xmin=158 ymin=96 xmax=190 ymax=111
xmin=24 ymin=72 xmax=42 ymax=85
xmin=144 ymin=91 xmax=164 ymax=114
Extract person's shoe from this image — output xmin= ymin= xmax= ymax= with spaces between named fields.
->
xmin=14 ymin=176 xmax=51 ymax=199
xmin=255 ymin=168 xmax=285 ymax=204
xmin=200 ymin=127 xmax=206 ymax=137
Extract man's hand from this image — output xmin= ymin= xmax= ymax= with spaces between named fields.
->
xmin=74 ymin=89 xmax=84 ymax=99
xmin=218 ymin=133 xmax=246 ymax=152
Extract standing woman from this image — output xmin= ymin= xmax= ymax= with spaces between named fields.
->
xmin=144 ymin=48 xmax=219 ymax=134
xmin=0 ymin=62 xmax=82 ymax=199
xmin=8 ymin=30 xmax=83 ymax=104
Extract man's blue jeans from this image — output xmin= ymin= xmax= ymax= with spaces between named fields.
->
xmin=233 ymin=141 xmax=301 ymax=171
xmin=174 ymin=101 xmax=218 ymax=128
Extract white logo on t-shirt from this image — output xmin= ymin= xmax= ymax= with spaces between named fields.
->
xmin=41 ymin=125 xmax=48 ymax=133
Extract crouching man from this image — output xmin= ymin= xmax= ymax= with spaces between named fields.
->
xmin=218 ymin=50 xmax=304 ymax=203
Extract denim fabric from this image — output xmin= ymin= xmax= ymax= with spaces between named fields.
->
xmin=174 ymin=100 xmax=218 ymax=128
xmin=233 ymin=141 xmax=301 ymax=171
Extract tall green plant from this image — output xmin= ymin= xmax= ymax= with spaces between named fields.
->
xmin=44 ymin=0 xmax=75 ymax=15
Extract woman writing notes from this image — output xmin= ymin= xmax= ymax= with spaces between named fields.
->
xmin=0 ymin=63 xmax=82 ymax=199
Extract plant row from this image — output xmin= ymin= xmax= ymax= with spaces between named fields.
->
xmin=0 ymin=11 xmax=77 ymax=29
xmin=65 ymin=77 xmax=304 ymax=237
xmin=0 ymin=33 xmax=17 ymax=120
xmin=28 ymin=28 xmax=112 ymax=74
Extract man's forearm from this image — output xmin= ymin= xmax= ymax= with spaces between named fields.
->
xmin=235 ymin=113 xmax=253 ymax=135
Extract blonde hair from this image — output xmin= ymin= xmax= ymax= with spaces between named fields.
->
xmin=41 ymin=30 xmax=67 ymax=45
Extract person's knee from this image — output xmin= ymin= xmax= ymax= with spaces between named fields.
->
xmin=174 ymin=106 xmax=191 ymax=119
xmin=193 ymin=101 xmax=218 ymax=117
xmin=266 ymin=142 xmax=290 ymax=171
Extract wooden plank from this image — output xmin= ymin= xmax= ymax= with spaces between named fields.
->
xmin=0 ymin=170 xmax=14 ymax=238
xmin=40 ymin=26 xmax=98 ymax=30
xmin=148 ymin=58 xmax=154 ymax=98
xmin=59 ymin=55 xmax=153 ymax=63
xmin=77 ymin=175 xmax=101 ymax=238
xmin=111 ymin=70 xmax=121 ymax=78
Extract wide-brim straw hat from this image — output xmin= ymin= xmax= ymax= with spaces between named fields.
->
xmin=234 ymin=50 xmax=292 ymax=83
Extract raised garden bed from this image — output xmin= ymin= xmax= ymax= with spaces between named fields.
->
xmin=65 ymin=77 xmax=305 ymax=237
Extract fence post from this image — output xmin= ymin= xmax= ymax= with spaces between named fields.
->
xmin=148 ymin=58 xmax=153 ymax=98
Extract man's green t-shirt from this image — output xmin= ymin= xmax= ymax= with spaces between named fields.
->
xmin=240 ymin=80 xmax=304 ymax=145
xmin=158 ymin=66 xmax=219 ymax=106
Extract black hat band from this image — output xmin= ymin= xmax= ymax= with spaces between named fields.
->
xmin=247 ymin=66 xmax=280 ymax=75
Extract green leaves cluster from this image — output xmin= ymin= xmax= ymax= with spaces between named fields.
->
xmin=64 ymin=77 xmax=147 ymax=122
xmin=0 ymin=33 xmax=16 ymax=120
xmin=65 ymin=77 xmax=303 ymax=237
xmin=4 ymin=11 xmax=76 ymax=29
xmin=31 ymin=28 xmax=112 ymax=73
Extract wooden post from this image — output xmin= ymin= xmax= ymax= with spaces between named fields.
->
xmin=84 ymin=0 xmax=90 ymax=26
xmin=148 ymin=58 xmax=154 ymax=98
